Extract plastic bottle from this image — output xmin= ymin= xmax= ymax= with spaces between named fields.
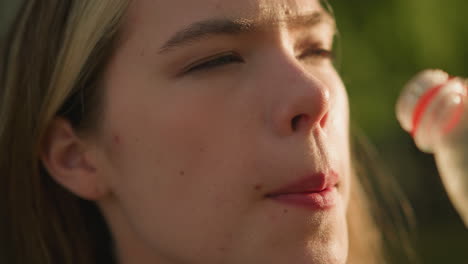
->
xmin=396 ymin=69 xmax=468 ymax=227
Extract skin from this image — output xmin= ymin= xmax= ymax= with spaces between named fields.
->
xmin=42 ymin=0 xmax=352 ymax=263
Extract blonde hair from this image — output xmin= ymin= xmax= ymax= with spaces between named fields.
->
xmin=0 ymin=1 xmax=128 ymax=263
xmin=0 ymin=1 xmax=393 ymax=263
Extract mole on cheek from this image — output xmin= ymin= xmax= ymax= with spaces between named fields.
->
xmin=217 ymin=247 xmax=226 ymax=252
xmin=113 ymin=135 xmax=121 ymax=144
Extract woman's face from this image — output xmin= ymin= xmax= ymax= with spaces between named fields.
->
xmin=93 ymin=0 xmax=351 ymax=263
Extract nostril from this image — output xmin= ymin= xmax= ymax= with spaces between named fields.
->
xmin=320 ymin=113 xmax=328 ymax=128
xmin=291 ymin=113 xmax=328 ymax=132
xmin=291 ymin=114 xmax=309 ymax=131
xmin=291 ymin=115 xmax=301 ymax=131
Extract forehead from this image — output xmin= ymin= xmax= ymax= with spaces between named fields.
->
xmin=127 ymin=0 xmax=323 ymax=20
xmin=122 ymin=0 xmax=326 ymax=43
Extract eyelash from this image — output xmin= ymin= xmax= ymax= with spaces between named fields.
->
xmin=183 ymin=47 xmax=334 ymax=74
xmin=183 ymin=52 xmax=244 ymax=74
xmin=297 ymin=47 xmax=335 ymax=61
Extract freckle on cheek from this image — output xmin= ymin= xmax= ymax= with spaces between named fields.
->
xmin=217 ymin=247 xmax=226 ymax=252
xmin=179 ymin=170 xmax=185 ymax=176
xmin=254 ymin=184 xmax=263 ymax=191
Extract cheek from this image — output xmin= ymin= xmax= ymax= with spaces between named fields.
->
xmin=326 ymin=78 xmax=352 ymax=204
xmin=325 ymin=71 xmax=350 ymax=143
xmin=97 ymin=94 xmax=258 ymax=260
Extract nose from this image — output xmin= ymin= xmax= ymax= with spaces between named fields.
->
xmin=270 ymin=59 xmax=330 ymax=137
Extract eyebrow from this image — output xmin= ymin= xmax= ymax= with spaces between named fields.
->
xmin=158 ymin=11 xmax=332 ymax=54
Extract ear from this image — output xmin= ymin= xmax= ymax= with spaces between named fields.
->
xmin=40 ymin=118 xmax=109 ymax=200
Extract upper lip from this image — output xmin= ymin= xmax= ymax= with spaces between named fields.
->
xmin=266 ymin=170 xmax=339 ymax=197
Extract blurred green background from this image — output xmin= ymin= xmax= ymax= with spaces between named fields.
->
xmin=1 ymin=0 xmax=467 ymax=263
xmin=331 ymin=0 xmax=468 ymax=263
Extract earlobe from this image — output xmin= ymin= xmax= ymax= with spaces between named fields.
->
xmin=40 ymin=118 xmax=108 ymax=200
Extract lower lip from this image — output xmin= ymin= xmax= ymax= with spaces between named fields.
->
xmin=268 ymin=187 xmax=338 ymax=210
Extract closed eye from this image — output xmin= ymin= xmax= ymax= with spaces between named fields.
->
xmin=297 ymin=46 xmax=335 ymax=61
xmin=182 ymin=52 xmax=244 ymax=74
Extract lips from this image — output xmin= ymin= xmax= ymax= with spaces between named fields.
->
xmin=266 ymin=171 xmax=340 ymax=210
xmin=267 ymin=170 xmax=339 ymax=196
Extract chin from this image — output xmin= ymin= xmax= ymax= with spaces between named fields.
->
xmin=302 ymin=222 xmax=349 ymax=264
xmin=303 ymin=243 xmax=348 ymax=264
xmin=247 ymin=238 xmax=348 ymax=264
xmin=265 ymin=249 xmax=347 ymax=264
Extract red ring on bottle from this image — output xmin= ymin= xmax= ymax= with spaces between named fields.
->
xmin=411 ymin=77 xmax=456 ymax=137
